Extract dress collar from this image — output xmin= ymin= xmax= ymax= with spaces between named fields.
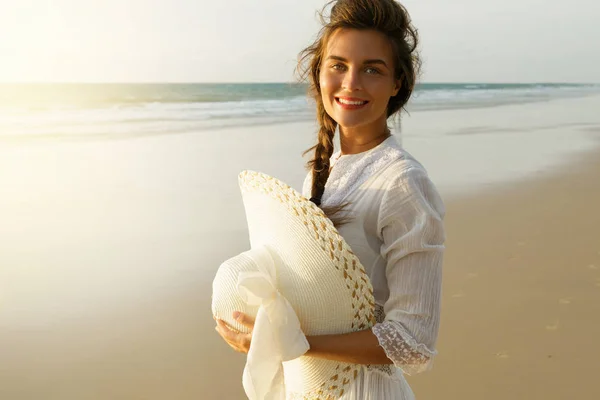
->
xmin=321 ymin=134 xmax=405 ymax=207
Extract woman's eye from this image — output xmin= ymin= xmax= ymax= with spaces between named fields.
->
xmin=330 ymin=64 xmax=380 ymax=74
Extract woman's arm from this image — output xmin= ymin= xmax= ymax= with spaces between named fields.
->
xmin=306 ymin=328 xmax=428 ymax=365
xmin=370 ymin=166 xmax=445 ymax=375
xmin=306 ymin=328 xmax=390 ymax=365
xmin=216 ymin=313 xmax=427 ymax=366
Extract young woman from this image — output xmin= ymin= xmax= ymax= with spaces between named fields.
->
xmin=216 ymin=0 xmax=445 ymax=398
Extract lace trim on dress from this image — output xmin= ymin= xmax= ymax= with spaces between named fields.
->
xmin=372 ymin=318 xmax=437 ymax=376
xmin=321 ymin=136 xmax=405 ymax=208
xmin=365 ymin=304 xmax=395 ymax=377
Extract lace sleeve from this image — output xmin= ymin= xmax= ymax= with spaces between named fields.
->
xmin=373 ymin=320 xmax=436 ymax=375
xmin=374 ymin=166 xmax=445 ymax=376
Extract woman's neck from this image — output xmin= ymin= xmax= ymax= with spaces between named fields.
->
xmin=339 ymin=122 xmax=391 ymax=155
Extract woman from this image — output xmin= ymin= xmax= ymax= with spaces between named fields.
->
xmin=216 ymin=0 xmax=445 ymax=398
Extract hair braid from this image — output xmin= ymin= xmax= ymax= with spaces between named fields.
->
xmin=310 ymin=102 xmax=337 ymax=205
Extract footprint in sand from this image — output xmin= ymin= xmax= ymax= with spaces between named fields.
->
xmin=546 ymin=320 xmax=560 ymax=331
xmin=517 ymin=241 xmax=526 ymax=247
xmin=588 ymin=264 xmax=598 ymax=270
xmin=466 ymin=272 xmax=478 ymax=279
xmin=559 ymin=298 xmax=571 ymax=305
xmin=451 ymin=292 xmax=466 ymax=298
xmin=495 ymin=351 xmax=509 ymax=359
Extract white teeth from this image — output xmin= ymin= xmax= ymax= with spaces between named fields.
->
xmin=337 ymin=98 xmax=367 ymax=105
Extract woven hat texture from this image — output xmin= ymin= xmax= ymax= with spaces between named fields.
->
xmin=212 ymin=171 xmax=376 ymax=399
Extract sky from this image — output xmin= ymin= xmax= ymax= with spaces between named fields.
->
xmin=0 ymin=0 xmax=598 ymax=83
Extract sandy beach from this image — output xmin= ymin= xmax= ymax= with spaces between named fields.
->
xmin=410 ymin=144 xmax=600 ymax=400
xmin=1 ymin=94 xmax=600 ymax=399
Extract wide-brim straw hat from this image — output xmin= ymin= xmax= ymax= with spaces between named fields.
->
xmin=211 ymin=171 xmax=375 ymax=399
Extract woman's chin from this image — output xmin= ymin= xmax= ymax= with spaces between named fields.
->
xmin=335 ymin=119 xmax=369 ymax=131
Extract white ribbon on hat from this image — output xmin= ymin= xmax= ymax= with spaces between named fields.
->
xmin=237 ymin=246 xmax=310 ymax=400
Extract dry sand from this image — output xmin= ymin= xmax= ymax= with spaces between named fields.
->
xmin=410 ymin=146 xmax=600 ymax=400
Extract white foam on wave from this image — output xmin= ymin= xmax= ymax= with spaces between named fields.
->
xmin=409 ymin=84 xmax=600 ymax=111
xmin=0 ymin=96 xmax=315 ymax=138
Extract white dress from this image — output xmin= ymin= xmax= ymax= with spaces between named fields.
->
xmin=302 ymin=135 xmax=446 ymax=400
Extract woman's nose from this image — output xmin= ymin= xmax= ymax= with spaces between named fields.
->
xmin=341 ymin=68 xmax=362 ymax=91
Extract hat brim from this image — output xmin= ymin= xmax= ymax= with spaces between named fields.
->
xmin=212 ymin=170 xmax=375 ymax=399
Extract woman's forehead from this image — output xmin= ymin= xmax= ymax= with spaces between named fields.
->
xmin=324 ymin=28 xmax=394 ymax=61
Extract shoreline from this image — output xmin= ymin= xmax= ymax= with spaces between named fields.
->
xmin=3 ymin=91 xmax=600 ymax=150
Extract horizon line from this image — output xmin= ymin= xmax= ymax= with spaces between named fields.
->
xmin=0 ymin=81 xmax=597 ymax=85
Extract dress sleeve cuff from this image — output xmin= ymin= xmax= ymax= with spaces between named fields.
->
xmin=372 ymin=320 xmax=437 ymax=376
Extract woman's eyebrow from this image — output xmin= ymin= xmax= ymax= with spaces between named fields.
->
xmin=325 ymin=55 xmax=389 ymax=68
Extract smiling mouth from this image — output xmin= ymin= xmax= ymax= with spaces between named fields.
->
xmin=335 ymin=97 xmax=369 ymax=106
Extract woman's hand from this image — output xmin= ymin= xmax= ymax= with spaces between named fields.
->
xmin=215 ymin=311 xmax=255 ymax=354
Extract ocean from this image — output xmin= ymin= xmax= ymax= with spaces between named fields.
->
xmin=0 ymin=82 xmax=598 ymax=140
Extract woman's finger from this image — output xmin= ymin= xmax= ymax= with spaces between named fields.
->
xmin=233 ymin=311 xmax=255 ymax=329
xmin=216 ymin=319 xmax=236 ymax=340
xmin=215 ymin=317 xmax=252 ymax=354
xmin=215 ymin=323 xmax=242 ymax=350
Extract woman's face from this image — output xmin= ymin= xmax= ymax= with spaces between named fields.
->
xmin=319 ymin=28 xmax=400 ymax=131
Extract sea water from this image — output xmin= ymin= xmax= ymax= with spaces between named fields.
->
xmin=1 ymin=82 xmax=598 ymax=140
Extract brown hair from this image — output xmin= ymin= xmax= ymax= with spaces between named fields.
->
xmin=296 ymin=0 xmax=420 ymax=226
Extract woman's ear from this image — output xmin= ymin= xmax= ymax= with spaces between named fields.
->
xmin=392 ymin=79 xmax=402 ymax=96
